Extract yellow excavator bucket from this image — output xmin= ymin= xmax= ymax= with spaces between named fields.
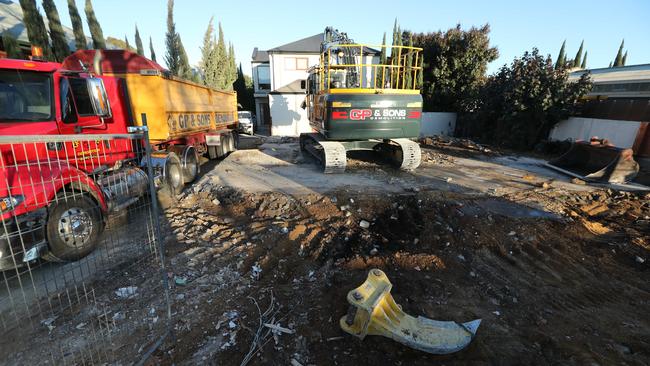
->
xmin=340 ymin=269 xmax=481 ymax=354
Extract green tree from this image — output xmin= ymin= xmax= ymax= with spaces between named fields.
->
xmin=67 ymin=0 xmax=86 ymax=50
xmin=466 ymin=48 xmax=592 ymax=149
xmin=124 ymin=35 xmax=130 ymax=50
xmin=227 ymin=43 xmax=237 ymax=90
xmin=412 ymin=24 xmax=499 ymax=113
xmin=609 ymin=61 xmax=613 ymax=68
xmin=572 ymin=40 xmax=583 ymax=68
xmin=199 ymin=17 xmax=216 ymax=87
xmin=377 ymin=32 xmax=387 ymax=87
xmin=613 ymin=39 xmax=624 ymax=67
xmin=555 ymin=40 xmax=566 ymax=69
xmin=622 ymin=51 xmax=628 ymax=66
xmin=149 ymin=36 xmax=157 ymax=62
xmin=164 ymin=0 xmax=181 ymax=74
xmin=1 ymin=30 xmax=23 ymax=59
xmin=42 ymin=0 xmax=70 ymax=61
xmin=18 ymin=0 xmax=52 ymax=59
xmin=417 ymin=54 xmax=423 ymax=87
xmin=391 ymin=19 xmax=399 ymax=54
xmin=134 ymin=25 xmax=144 ymax=55
xmin=404 ymin=32 xmax=414 ymax=88
xmin=164 ymin=0 xmax=192 ymax=79
xmin=84 ymin=0 xmax=105 ymax=49
xmin=581 ymin=51 xmax=587 ymax=69
xmin=213 ymin=22 xmax=228 ymax=89
xmin=178 ymin=37 xmax=194 ymax=81
xmin=233 ymin=63 xmax=254 ymax=111
xmin=390 ymin=19 xmax=403 ymax=88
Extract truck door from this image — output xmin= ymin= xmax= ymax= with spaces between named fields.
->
xmin=57 ymin=76 xmax=107 ymax=135
xmin=55 ymin=76 xmax=119 ymax=172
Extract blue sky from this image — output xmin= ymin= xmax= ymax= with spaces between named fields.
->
xmin=30 ymin=0 xmax=650 ymax=75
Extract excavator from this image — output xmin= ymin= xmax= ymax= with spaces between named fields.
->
xmin=301 ymin=27 xmax=423 ymax=173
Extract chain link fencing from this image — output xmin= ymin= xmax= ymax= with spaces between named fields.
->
xmin=0 ymin=131 xmax=170 ymax=364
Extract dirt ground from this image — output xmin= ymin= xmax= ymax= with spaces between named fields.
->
xmin=4 ymin=136 xmax=647 ymax=365
xmin=140 ymin=137 xmax=648 ymax=365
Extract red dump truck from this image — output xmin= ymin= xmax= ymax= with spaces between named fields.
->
xmin=0 ymin=50 xmax=239 ymax=270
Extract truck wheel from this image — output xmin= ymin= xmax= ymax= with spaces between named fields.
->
xmin=182 ymin=147 xmax=199 ymax=183
xmin=46 ymin=193 xmax=102 ymax=261
xmin=165 ymin=153 xmax=184 ymax=196
xmin=232 ymin=131 xmax=239 ymax=151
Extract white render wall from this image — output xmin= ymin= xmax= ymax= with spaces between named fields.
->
xmin=549 ymin=117 xmax=643 ymax=148
xmin=269 ymin=94 xmax=312 ymax=136
xmin=420 ymin=112 xmax=457 ymax=137
xmin=269 ymin=53 xmax=320 ymax=90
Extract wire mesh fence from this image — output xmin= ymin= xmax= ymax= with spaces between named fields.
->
xmin=0 ymin=131 xmax=170 ymax=364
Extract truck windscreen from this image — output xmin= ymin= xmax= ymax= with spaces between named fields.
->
xmin=0 ymin=70 xmax=53 ymax=122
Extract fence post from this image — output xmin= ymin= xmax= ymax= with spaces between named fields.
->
xmin=129 ymin=114 xmax=173 ymax=364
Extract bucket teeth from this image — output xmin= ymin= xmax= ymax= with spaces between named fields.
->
xmin=340 ymin=269 xmax=481 ymax=355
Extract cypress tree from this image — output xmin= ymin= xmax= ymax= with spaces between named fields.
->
xmin=608 ymin=61 xmax=612 ymax=68
xmin=124 ymin=35 xmax=130 ymax=50
xmin=580 ymin=51 xmax=587 ymax=69
xmin=84 ymin=0 xmax=105 ymax=49
xmin=214 ymin=22 xmax=227 ymax=89
xmin=1 ymin=30 xmax=23 ymax=59
xmin=149 ymin=36 xmax=157 ymax=62
xmin=135 ymin=25 xmax=144 ymax=55
xmin=391 ymin=19 xmax=398 ymax=56
xmin=42 ymin=0 xmax=70 ymax=61
xmin=622 ymin=51 xmax=627 ymax=66
xmin=67 ymin=0 xmax=86 ymax=50
xmin=417 ymin=55 xmax=423 ymax=88
xmin=165 ymin=0 xmax=181 ymax=75
xmin=377 ymin=32 xmax=387 ymax=88
xmin=163 ymin=0 xmax=193 ymax=80
xmin=554 ymin=40 xmax=566 ymax=69
xmin=199 ymin=17 xmax=216 ymax=87
xmin=227 ymin=43 xmax=237 ymax=89
xmin=404 ymin=32 xmax=413 ymax=89
xmin=178 ymin=38 xmax=193 ymax=81
xmin=18 ymin=0 xmax=52 ymax=59
xmin=613 ymin=39 xmax=624 ymax=67
xmin=572 ymin=40 xmax=583 ymax=68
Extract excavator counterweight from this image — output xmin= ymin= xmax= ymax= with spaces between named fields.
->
xmin=301 ymin=27 xmax=424 ymax=173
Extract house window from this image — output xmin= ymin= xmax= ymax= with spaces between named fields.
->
xmin=257 ymin=65 xmax=270 ymax=90
xmin=284 ymin=57 xmax=309 ymax=71
xmin=296 ymin=58 xmax=308 ymax=70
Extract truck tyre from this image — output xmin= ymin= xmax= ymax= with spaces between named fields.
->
xmin=165 ymin=152 xmax=184 ymax=196
xmin=46 ymin=193 xmax=102 ymax=261
xmin=182 ymin=147 xmax=200 ymax=183
xmin=208 ymin=145 xmax=218 ymax=160
xmin=232 ymin=131 xmax=239 ymax=151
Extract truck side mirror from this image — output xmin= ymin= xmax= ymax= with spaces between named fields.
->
xmin=87 ymin=78 xmax=112 ymax=118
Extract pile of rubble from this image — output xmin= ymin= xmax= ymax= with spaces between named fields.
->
xmin=419 ymin=135 xmax=493 ymax=154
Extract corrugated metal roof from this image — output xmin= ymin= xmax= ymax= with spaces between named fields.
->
xmin=570 ymin=64 xmax=650 ymax=83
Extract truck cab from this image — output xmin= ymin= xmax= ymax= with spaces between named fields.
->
xmin=0 ymin=57 xmax=130 ymax=270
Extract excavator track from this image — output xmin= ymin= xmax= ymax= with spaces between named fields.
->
xmin=300 ymin=134 xmax=422 ymax=173
xmin=390 ymin=138 xmax=422 ymax=171
xmin=300 ymin=133 xmax=347 ymax=173
xmin=376 ymin=138 xmax=422 ymax=171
